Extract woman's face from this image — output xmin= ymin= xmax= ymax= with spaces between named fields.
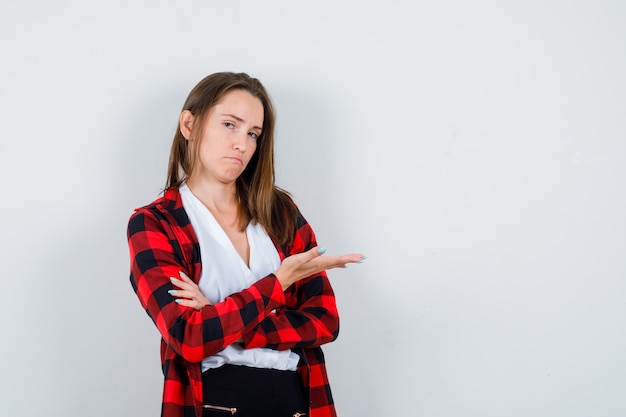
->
xmin=187 ymin=89 xmax=264 ymax=186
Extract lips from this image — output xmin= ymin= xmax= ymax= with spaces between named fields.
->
xmin=225 ymin=156 xmax=243 ymax=164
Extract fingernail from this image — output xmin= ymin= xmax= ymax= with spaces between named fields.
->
xmin=357 ymin=256 xmax=368 ymax=263
xmin=175 ymin=299 xmax=184 ymax=304
xmin=317 ymin=247 xmax=327 ymax=254
xmin=168 ymin=290 xmax=177 ymax=295
xmin=170 ymin=277 xmax=180 ymax=283
xmin=179 ymin=271 xmax=187 ymax=278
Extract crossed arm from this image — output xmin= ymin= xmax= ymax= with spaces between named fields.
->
xmin=128 ymin=207 xmax=363 ymax=362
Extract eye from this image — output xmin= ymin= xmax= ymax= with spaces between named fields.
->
xmin=248 ymin=131 xmax=259 ymax=140
xmin=224 ymin=122 xmax=235 ymax=129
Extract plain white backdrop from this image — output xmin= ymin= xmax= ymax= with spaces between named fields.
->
xmin=1 ymin=1 xmax=625 ymax=416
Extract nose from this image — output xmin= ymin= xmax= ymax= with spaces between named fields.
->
xmin=233 ymin=133 xmax=248 ymax=152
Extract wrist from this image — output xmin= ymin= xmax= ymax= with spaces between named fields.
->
xmin=273 ymin=269 xmax=291 ymax=291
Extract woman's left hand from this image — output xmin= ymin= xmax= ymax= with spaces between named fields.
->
xmin=169 ymin=272 xmax=212 ymax=310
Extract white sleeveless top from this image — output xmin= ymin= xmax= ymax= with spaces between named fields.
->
xmin=179 ymin=183 xmax=300 ymax=372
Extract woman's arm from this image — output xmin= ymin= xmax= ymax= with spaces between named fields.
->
xmin=128 ymin=208 xmax=286 ymax=363
xmin=242 ymin=272 xmax=341 ymax=351
xmin=169 ymin=249 xmax=361 ymax=350
xmin=242 ymin=215 xmax=363 ymax=351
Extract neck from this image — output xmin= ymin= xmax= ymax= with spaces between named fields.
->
xmin=186 ymin=176 xmax=239 ymax=214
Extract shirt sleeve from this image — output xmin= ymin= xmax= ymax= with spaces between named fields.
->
xmin=127 ymin=207 xmax=287 ymax=363
xmin=242 ymin=213 xmax=340 ymax=351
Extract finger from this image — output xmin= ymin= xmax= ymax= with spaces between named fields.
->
xmin=180 ymin=298 xmax=207 ymax=311
xmin=168 ymin=289 xmax=192 ymax=298
xmin=305 ymin=246 xmax=326 ymax=259
xmin=174 ymin=298 xmax=199 ymax=309
xmin=170 ymin=272 xmax=195 ymax=289
xmin=282 ymin=246 xmax=326 ymax=270
xmin=179 ymin=271 xmax=194 ymax=283
xmin=170 ymin=277 xmax=188 ymax=289
xmin=310 ymin=251 xmax=363 ymax=266
xmin=317 ymin=254 xmax=362 ymax=266
xmin=174 ymin=298 xmax=191 ymax=306
xmin=335 ymin=253 xmax=366 ymax=264
xmin=313 ymin=254 xmax=365 ymax=271
xmin=343 ymin=253 xmax=366 ymax=262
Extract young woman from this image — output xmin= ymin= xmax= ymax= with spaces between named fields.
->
xmin=127 ymin=72 xmax=364 ymax=417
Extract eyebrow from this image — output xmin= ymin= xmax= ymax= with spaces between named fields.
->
xmin=222 ymin=113 xmax=263 ymax=131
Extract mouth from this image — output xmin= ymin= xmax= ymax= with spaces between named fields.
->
xmin=226 ymin=156 xmax=243 ymax=164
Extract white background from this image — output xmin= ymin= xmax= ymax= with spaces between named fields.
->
xmin=1 ymin=1 xmax=625 ymax=416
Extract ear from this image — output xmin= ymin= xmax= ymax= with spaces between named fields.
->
xmin=179 ymin=110 xmax=195 ymax=140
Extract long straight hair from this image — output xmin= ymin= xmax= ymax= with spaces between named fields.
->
xmin=166 ymin=72 xmax=297 ymax=245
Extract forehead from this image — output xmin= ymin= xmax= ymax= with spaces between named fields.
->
xmin=211 ymin=89 xmax=264 ymax=125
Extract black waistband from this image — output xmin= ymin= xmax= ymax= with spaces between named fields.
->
xmin=202 ymin=364 xmax=299 ymax=389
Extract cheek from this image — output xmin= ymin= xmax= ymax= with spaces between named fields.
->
xmin=244 ymin=143 xmax=258 ymax=164
xmin=249 ymin=140 xmax=258 ymax=154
